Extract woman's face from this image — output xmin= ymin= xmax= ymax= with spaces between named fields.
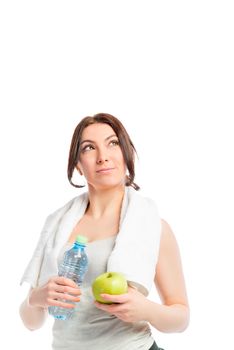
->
xmin=77 ymin=123 xmax=127 ymax=191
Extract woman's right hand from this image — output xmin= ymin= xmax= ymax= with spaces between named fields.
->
xmin=28 ymin=276 xmax=81 ymax=310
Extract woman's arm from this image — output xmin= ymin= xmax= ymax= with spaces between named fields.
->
xmin=19 ymin=288 xmax=48 ymax=331
xmin=94 ymin=219 xmax=189 ymax=333
xmin=147 ymin=219 xmax=190 ymax=332
xmin=19 ymin=276 xmax=81 ymax=331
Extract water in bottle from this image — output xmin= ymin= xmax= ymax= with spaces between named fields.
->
xmin=49 ymin=235 xmax=88 ymax=320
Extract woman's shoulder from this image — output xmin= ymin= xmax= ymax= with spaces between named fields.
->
xmin=160 ymin=218 xmax=178 ymax=248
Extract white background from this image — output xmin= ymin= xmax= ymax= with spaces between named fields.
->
xmin=0 ymin=1 xmax=233 ymax=349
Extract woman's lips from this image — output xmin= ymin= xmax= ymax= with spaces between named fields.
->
xmin=96 ymin=168 xmax=115 ymax=173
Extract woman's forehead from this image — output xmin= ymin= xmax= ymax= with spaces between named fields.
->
xmin=81 ymin=123 xmax=116 ymax=139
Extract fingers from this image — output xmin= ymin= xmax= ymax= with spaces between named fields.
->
xmin=94 ymin=300 xmax=126 ymax=316
xmin=53 ymin=290 xmax=81 ymax=301
xmin=54 ymin=276 xmax=80 ymax=289
xmin=94 ymin=293 xmax=129 ymax=313
xmin=48 ymin=276 xmax=81 ymax=296
xmin=54 ymin=284 xmax=81 ymax=296
xmin=98 ymin=293 xmax=129 ymax=304
xmin=46 ymin=290 xmax=80 ymax=309
xmin=48 ymin=298 xmax=77 ymax=309
xmin=45 ymin=276 xmax=82 ymax=308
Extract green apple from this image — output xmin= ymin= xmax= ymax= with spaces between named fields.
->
xmin=92 ymin=272 xmax=128 ymax=304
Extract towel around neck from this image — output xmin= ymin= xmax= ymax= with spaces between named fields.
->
xmin=20 ymin=186 xmax=161 ymax=296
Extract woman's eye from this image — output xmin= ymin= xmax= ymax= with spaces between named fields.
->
xmin=82 ymin=144 xmax=94 ymax=152
xmin=110 ymin=140 xmax=119 ymax=146
xmin=81 ymin=140 xmax=119 ymax=152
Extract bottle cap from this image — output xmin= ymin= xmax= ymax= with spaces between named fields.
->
xmin=75 ymin=235 xmax=88 ymax=245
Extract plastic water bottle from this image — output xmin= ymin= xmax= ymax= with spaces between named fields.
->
xmin=48 ymin=235 xmax=88 ymax=320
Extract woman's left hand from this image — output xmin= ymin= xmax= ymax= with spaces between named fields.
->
xmin=94 ymin=286 xmax=149 ymax=323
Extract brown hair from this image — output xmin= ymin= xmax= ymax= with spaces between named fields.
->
xmin=67 ymin=113 xmax=140 ymax=190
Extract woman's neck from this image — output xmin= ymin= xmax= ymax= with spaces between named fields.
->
xmin=86 ymin=185 xmax=125 ymax=220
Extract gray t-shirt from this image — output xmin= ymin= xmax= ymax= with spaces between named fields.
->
xmin=52 ymin=236 xmax=154 ymax=350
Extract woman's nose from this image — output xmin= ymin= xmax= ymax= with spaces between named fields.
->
xmin=96 ymin=148 xmax=109 ymax=164
xmin=96 ymin=156 xmax=109 ymax=164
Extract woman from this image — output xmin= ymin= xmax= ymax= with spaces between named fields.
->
xmin=19 ymin=113 xmax=189 ymax=350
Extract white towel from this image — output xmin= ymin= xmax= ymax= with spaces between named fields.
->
xmin=20 ymin=187 xmax=161 ymax=296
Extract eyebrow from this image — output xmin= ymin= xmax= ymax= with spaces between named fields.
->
xmin=80 ymin=134 xmax=118 ymax=145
